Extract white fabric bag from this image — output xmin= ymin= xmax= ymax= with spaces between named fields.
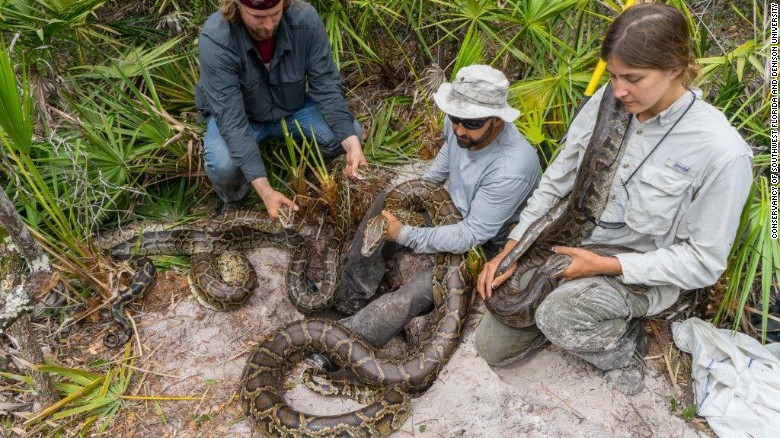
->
xmin=672 ymin=317 xmax=780 ymax=438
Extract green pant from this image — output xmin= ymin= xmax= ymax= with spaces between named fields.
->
xmin=475 ymin=274 xmax=650 ymax=370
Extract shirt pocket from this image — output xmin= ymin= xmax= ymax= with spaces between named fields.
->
xmin=624 ymin=163 xmax=692 ymax=236
xmin=278 ymin=70 xmax=305 ymax=111
xmin=241 ymin=77 xmax=265 ymax=112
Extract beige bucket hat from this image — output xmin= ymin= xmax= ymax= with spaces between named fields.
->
xmin=433 ymin=64 xmax=520 ymax=122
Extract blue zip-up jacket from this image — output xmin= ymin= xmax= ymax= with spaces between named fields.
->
xmin=195 ymin=1 xmax=356 ymax=180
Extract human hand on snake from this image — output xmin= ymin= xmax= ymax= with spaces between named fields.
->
xmin=477 ymin=240 xmax=519 ymax=300
xmin=265 ymin=190 xmax=298 ymax=219
xmin=253 ymin=180 xmax=298 ymax=221
xmin=342 ymin=135 xmax=367 ymax=180
xmin=381 ymin=210 xmax=402 ymax=241
xmin=551 ymin=246 xmax=622 ymax=279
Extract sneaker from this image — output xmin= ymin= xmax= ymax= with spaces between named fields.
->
xmin=306 ymin=352 xmax=340 ymax=373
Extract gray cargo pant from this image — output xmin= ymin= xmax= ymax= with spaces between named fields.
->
xmin=334 ymin=193 xmax=499 ymax=348
xmin=475 ymin=271 xmax=650 ymax=371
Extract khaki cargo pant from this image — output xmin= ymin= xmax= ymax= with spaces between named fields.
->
xmin=475 ymin=270 xmax=650 ymax=371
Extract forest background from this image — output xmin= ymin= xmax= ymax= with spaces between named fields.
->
xmin=0 ymin=0 xmax=773 ymax=436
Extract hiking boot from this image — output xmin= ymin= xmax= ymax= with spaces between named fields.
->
xmin=750 ymin=297 xmax=780 ymax=342
xmin=217 ymin=196 xmax=247 ymax=214
xmin=604 ymin=322 xmax=648 ymax=396
xmin=306 ymin=352 xmax=340 ymax=373
xmin=635 ymin=322 xmax=649 ymax=357
xmin=604 ymin=356 xmax=645 ymax=396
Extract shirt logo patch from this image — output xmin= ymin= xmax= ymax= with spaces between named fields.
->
xmin=666 ymin=159 xmax=694 ymax=176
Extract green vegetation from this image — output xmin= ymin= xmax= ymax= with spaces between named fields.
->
xmin=667 ymin=395 xmax=698 ymax=422
xmin=1 ymin=344 xmax=135 ymax=435
xmin=0 ymin=0 xmax=772 ymax=434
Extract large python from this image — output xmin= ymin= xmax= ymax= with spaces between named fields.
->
xmin=100 ymin=211 xmax=285 ymax=347
xmin=240 ymin=180 xmax=473 ymax=437
xmin=485 ymin=83 xmax=637 ymax=328
xmin=100 ymin=170 xmax=351 ymax=347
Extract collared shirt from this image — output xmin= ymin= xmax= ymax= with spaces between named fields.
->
xmin=508 ymin=86 xmax=753 ymax=314
xmin=396 ymin=119 xmax=541 ymax=254
xmin=195 ymin=2 xmax=356 ymax=181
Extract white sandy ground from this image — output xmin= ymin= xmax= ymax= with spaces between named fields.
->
xmin=123 ymin=249 xmax=707 ymax=437
xmin=113 ymin=162 xmax=708 ymax=437
xmin=125 ymin=244 xmax=706 ymax=438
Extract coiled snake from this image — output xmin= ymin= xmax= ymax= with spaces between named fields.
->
xmin=240 ymin=180 xmax=473 ymax=437
xmin=100 ymin=170 xmax=351 ymax=347
xmin=484 ymin=83 xmax=640 ymax=328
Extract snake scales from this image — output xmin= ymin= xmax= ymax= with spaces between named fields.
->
xmin=100 ymin=170 xmax=351 ymax=347
xmin=240 ymin=180 xmax=473 ymax=437
xmin=485 ymin=83 xmax=638 ymax=328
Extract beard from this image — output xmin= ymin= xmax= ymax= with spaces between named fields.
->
xmin=455 ymin=123 xmax=493 ymax=149
xmin=455 ymin=137 xmax=475 ymax=148
xmin=249 ymin=25 xmax=279 ymax=41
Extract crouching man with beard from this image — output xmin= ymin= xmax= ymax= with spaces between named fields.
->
xmin=309 ymin=65 xmax=541 ymax=370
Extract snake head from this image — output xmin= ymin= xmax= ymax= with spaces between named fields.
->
xmin=361 ymin=214 xmax=388 ymax=257
xmin=496 ymin=254 xmax=515 ymax=276
xmin=541 ymin=253 xmax=573 ymax=278
xmin=277 ymin=205 xmax=296 ymax=229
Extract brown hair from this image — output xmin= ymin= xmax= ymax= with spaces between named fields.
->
xmin=219 ymin=0 xmax=295 ymax=24
xmin=600 ymin=3 xmax=699 ymax=87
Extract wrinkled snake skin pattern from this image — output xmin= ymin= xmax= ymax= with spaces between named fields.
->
xmin=240 ymin=180 xmax=473 ymax=437
xmin=485 ymin=83 xmax=641 ymax=328
xmin=100 ymin=170 xmax=351 ymax=348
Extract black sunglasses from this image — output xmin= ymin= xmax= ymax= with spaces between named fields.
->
xmin=448 ymin=115 xmax=490 ymax=130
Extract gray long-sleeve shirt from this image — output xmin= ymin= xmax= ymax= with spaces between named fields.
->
xmin=195 ymin=2 xmax=356 ymax=181
xmin=508 ymin=86 xmax=753 ymax=315
xmin=396 ymin=119 xmax=541 ymax=254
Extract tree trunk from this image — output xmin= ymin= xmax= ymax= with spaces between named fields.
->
xmin=7 ymin=315 xmax=59 ymax=409
xmin=0 ymin=187 xmax=58 ymax=331
xmin=0 ymin=187 xmax=59 ymax=409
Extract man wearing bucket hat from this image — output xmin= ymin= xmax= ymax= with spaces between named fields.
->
xmin=195 ymin=0 xmax=365 ymax=217
xmin=308 ymin=65 xmax=541 ymax=371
